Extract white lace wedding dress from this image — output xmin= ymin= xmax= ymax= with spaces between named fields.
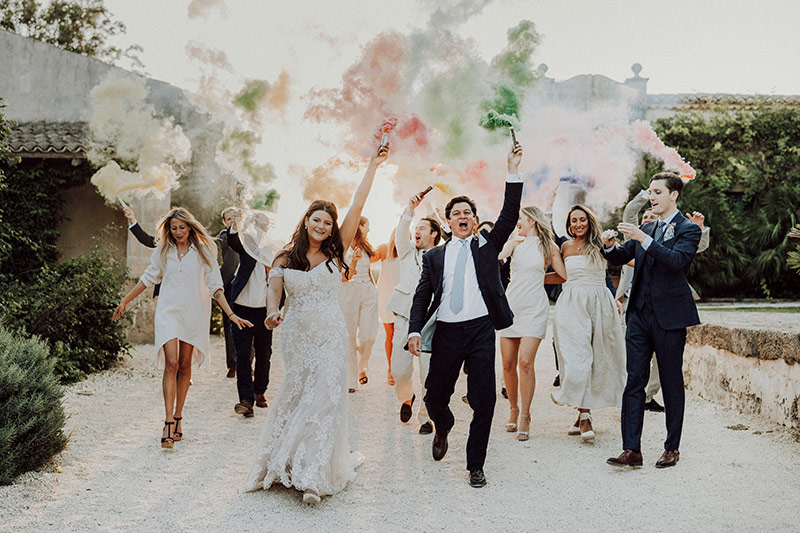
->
xmin=244 ymin=260 xmax=363 ymax=496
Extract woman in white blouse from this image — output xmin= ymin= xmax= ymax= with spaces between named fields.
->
xmin=114 ymin=207 xmax=251 ymax=448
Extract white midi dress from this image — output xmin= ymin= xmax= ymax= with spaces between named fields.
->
xmin=551 ymin=255 xmax=626 ymax=409
xmin=140 ymin=245 xmax=223 ymax=369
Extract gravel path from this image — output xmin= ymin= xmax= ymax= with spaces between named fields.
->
xmin=2 ymin=321 xmax=799 ymax=532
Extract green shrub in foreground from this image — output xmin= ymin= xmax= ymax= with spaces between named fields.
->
xmin=0 ymin=328 xmax=67 ymax=485
xmin=0 ymin=243 xmax=131 ymax=382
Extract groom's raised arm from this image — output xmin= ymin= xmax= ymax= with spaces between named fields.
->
xmin=487 ymin=143 xmax=524 ymax=249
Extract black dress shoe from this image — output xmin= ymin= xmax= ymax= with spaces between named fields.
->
xmin=468 ymin=469 xmax=487 ymax=488
xmin=645 ymin=398 xmax=665 ymax=412
xmin=400 ymin=394 xmax=415 ymax=423
xmin=606 ymin=449 xmax=643 ymax=467
xmin=501 ymin=387 xmax=508 ymax=399
xmin=553 ymin=375 xmax=560 ymax=387
xmin=419 ymin=421 xmax=433 ymax=434
xmin=226 ymin=368 xmax=236 ymax=378
xmin=432 ymin=433 xmax=448 ymax=461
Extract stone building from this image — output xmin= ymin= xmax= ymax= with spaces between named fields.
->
xmin=1 ymin=28 xmax=231 ymax=342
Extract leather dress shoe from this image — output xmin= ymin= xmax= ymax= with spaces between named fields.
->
xmin=468 ymin=469 xmax=487 ymax=488
xmin=400 ymin=394 xmax=415 ymax=423
xmin=255 ymin=394 xmax=269 ymax=408
xmin=226 ymin=368 xmax=236 ymax=378
xmin=655 ymin=450 xmax=680 ymax=468
xmin=419 ymin=421 xmax=433 ymax=434
xmin=645 ymin=398 xmax=665 ymax=412
xmin=432 ymin=433 xmax=448 ymax=461
xmin=553 ymin=375 xmax=560 ymax=387
xmin=606 ymin=449 xmax=643 ymax=467
xmin=234 ymin=400 xmax=254 ymax=418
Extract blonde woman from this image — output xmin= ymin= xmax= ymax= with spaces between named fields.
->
xmin=114 ymin=207 xmax=251 ymax=449
xmin=498 ymin=206 xmax=567 ymax=441
xmin=339 ymin=216 xmax=380 ymax=391
xmin=375 ymin=229 xmax=401 ymax=385
xmin=548 ymin=204 xmax=625 ymax=442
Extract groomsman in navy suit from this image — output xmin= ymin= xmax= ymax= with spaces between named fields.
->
xmin=602 ymin=172 xmax=701 ymax=469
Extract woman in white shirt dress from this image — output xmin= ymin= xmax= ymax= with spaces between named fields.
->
xmin=114 ymin=207 xmax=251 ymax=449
xmin=498 ymin=206 xmax=566 ymax=441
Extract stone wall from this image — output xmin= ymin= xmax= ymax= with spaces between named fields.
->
xmin=685 ymin=320 xmax=800 ymax=430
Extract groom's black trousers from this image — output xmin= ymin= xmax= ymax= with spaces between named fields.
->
xmin=622 ymin=302 xmax=687 ymax=453
xmin=425 ymin=315 xmax=495 ymax=471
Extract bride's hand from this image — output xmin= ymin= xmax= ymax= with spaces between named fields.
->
xmin=265 ymin=311 xmax=283 ymax=329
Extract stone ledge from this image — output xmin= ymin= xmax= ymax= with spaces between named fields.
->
xmin=687 ymin=324 xmax=800 ymax=365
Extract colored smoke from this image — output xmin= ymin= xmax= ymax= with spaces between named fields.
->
xmin=87 ymin=74 xmax=191 ymax=202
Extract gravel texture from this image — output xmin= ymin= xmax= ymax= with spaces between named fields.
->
xmin=2 ymin=322 xmax=799 ymax=532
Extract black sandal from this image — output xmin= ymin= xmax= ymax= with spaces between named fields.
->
xmin=173 ymin=417 xmax=182 ymax=441
xmin=161 ymin=421 xmax=175 ymax=449
xmin=359 ymin=375 xmax=368 ymax=385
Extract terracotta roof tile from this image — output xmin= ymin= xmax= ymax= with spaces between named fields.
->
xmin=8 ymin=121 xmax=88 ymax=156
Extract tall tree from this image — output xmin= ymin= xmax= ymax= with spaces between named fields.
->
xmin=0 ymin=0 xmax=142 ymax=68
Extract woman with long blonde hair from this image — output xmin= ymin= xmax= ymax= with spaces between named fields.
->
xmin=548 ymin=204 xmax=625 ymax=443
xmin=498 ymin=206 xmax=567 ymax=440
xmin=114 ymin=207 xmax=251 ymax=449
xmin=339 ymin=216 xmax=380 ymax=391
xmin=375 ymin=228 xmax=401 ymax=385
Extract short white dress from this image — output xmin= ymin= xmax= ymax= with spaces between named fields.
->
xmin=499 ymin=236 xmax=550 ymax=339
xmin=140 ymin=244 xmax=223 ymax=369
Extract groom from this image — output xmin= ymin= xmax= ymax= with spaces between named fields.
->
xmin=408 ymin=143 xmax=523 ymax=488
xmin=602 ymin=172 xmax=701 ymax=469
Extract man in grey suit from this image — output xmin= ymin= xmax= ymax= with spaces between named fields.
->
xmin=387 ymin=191 xmax=442 ymax=434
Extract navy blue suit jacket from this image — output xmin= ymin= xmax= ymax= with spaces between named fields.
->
xmin=409 ymin=181 xmax=523 ymax=334
xmin=602 ymin=211 xmax=701 ymax=330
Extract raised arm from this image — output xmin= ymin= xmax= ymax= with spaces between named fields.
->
xmin=396 ymin=191 xmax=425 ymax=259
xmin=339 ymin=144 xmax=389 ymax=249
xmin=487 ymin=142 xmax=524 ymax=249
xmin=622 ymin=189 xmax=650 ymax=227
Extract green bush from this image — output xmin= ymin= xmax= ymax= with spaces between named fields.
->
xmin=623 ymin=106 xmax=800 ymax=299
xmin=0 ymin=241 xmax=131 ymax=382
xmin=0 ymin=327 xmax=68 ymax=485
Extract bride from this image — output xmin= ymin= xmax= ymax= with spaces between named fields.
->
xmin=244 ymin=143 xmax=388 ymax=504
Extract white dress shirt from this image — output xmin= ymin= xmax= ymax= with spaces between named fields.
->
xmin=436 ymin=236 xmax=489 ymax=323
xmin=230 ymin=228 xmax=268 ymax=308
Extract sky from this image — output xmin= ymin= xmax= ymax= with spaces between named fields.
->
xmin=101 ymin=0 xmax=800 ymax=243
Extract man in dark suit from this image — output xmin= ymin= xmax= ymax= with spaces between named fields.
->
xmin=408 ymin=143 xmax=523 ymax=488
xmin=218 ymin=208 xmax=242 ymax=378
xmin=123 ymin=206 xmax=159 ymax=297
xmin=228 ymin=213 xmax=272 ymax=417
xmin=602 ymin=172 xmax=701 ymax=469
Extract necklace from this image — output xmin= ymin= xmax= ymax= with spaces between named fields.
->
xmin=177 ymin=247 xmax=189 ymax=259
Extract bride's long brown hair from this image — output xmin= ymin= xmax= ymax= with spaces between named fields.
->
xmin=278 ymin=200 xmax=349 ymax=278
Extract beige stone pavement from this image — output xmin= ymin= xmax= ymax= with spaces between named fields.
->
xmin=1 ymin=317 xmax=799 ymax=532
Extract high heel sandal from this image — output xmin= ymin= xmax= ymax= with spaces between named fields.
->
xmin=579 ymin=412 xmax=595 ymax=443
xmin=303 ymin=488 xmax=321 ymax=505
xmin=161 ymin=421 xmax=175 ymax=449
xmin=517 ymin=414 xmax=531 ymax=441
xmin=506 ymin=406 xmax=519 ymax=432
xmin=173 ymin=417 xmax=182 ymax=441
xmin=568 ymin=414 xmax=581 ymax=435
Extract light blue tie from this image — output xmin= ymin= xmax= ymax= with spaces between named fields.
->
xmin=450 ymin=238 xmax=469 ymax=314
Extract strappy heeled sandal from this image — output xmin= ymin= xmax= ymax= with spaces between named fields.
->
xmin=506 ymin=406 xmax=519 ymax=432
xmin=579 ymin=412 xmax=595 ymax=443
xmin=359 ymin=374 xmax=368 ymax=385
xmin=173 ymin=417 xmax=182 ymax=441
xmin=517 ymin=414 xmax=531 ymax=441
xmin=161 ymin=421 xmax=175 ymax=449
xmin=568 ymin=414 xmax=581 ymax=435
